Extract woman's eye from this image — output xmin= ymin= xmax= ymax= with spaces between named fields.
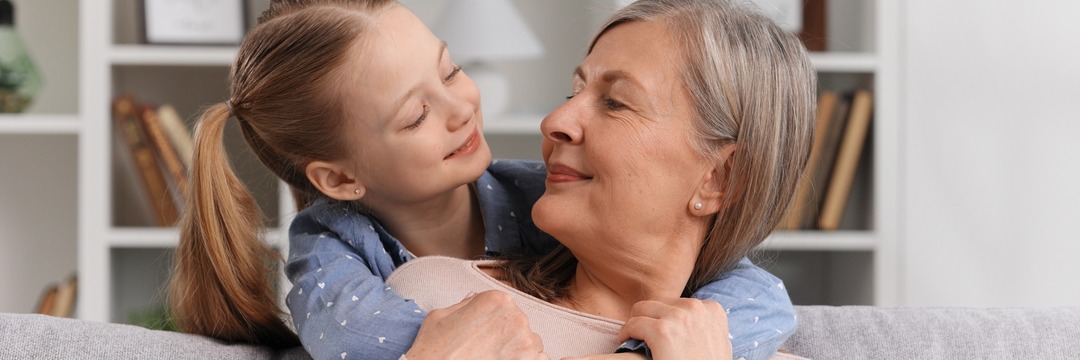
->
xmin=405 ymin=105 xmax=429 ymax=131
xmin=602 ymin=98 xmax=625 ymax=110
xmin=565 ymin=91 xmax=579 ymax=100
xmin=444 ymin=65 xmax=462 ymax=83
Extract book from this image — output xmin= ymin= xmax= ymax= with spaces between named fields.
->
xmin=818 ymin=90 xmax=874 ymax=231
xmin=798 ymin=0 xmax=827 ymax=51
xmin=157 ymin=104 xmax=194 ymax=171
xmin=113 ymin=95 xmax=181 ymax=226
xmin=139 ymin=102 xmax=189 ymax=203
xmin=49 ymin=275 xmax=78 ymax=318
xmin=801 ymin=91 xmax=852 ymax=229
xmin=34 ymin=284 xmax=59 ymax=315
xmin=780 ymin=90 xmax=839 ymax=230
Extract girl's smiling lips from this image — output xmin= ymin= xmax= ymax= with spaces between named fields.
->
xmin=445 ymin=128 xmax=480 ymax=160
xmin=546 ymin=163 xmax=592 ymax=183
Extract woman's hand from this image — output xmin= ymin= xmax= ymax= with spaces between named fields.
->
xmin=563 ymin=353 xmax=648 ymax=360
xmin=616 ymin=298 xmax=733 ymax=360
xmin=405 ymin=290 xmax=550 ymax=360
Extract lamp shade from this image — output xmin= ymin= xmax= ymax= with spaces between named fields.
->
xmin=433 ymin=0 xmax=544 ymax=64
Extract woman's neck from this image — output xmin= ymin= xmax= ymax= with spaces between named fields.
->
xmin=553 ymin=219 xmax=709 ymax=321
xmin=556 ymin=257 xmax=693 ymax=321
xmin=373 ymin=184 xmax=486 ymax=259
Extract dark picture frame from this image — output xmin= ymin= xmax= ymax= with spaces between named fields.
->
xmin=140 ymin=0 xmax=247 ymax=45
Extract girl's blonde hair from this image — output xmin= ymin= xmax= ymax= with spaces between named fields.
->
xmin=169 ymin=0 xmax=394 ymax=347
xmin=504 ymin=0 xmax=816 ymax=299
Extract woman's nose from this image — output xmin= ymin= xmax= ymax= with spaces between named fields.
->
xmin=541 ymin=99 xmax=583 ymax=144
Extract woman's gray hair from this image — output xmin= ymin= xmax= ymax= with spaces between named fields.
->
xmin=592 ymin=0 xmax=817 ymax=292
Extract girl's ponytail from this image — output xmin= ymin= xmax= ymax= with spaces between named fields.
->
xmin=168 ymin=102 xmax=300 ymax=347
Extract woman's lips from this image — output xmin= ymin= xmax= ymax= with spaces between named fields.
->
xmin=546 ymin=164 xmax=591 ymax=182
xmin=445 ymin=129 xmax=480 ymax=160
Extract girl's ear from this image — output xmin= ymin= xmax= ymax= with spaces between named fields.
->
xmin=305 ymin=161 xmax=366 ymax=201
xmin=689 ymin=144 xmax=737 ymax=216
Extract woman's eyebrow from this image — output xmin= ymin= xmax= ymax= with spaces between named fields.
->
xmin=573 ymin=66 xmax=645 ymax=92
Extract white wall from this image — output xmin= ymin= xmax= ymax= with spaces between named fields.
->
xmin=903 ymin=1 xmax=1080 ymax=306
xmin=11 ymin=0 xmax=79 ymax=114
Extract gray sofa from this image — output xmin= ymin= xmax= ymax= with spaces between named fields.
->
xmin=3 ymin=306 xmax=1079 ymax=359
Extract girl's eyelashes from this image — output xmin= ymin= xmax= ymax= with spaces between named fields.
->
xmin=444 ymin=65 xmax=463 ymax=83
xmin=405 ymin=105 xmax=429 ymax=131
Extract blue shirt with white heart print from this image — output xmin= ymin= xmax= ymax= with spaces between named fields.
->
xmin=285 ymin=159 xmax=795 ymax=360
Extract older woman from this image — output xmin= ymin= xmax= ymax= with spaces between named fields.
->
xmin=387 ymin=0 xmax=816 ymax=359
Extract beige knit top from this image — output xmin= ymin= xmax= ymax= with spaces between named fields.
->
xmin=386 ymin=256 xmax=623 ymax=359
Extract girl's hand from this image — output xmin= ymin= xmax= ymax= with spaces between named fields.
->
xmin=616 ymin=298 xmax=733 ymax=360
xmin=405 ymin=290 xmax=550 ymax=360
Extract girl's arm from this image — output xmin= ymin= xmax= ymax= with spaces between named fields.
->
xmin=287 ymin=205 xmax=544 ymax=360
xmin=686 ymin=257 xmax=796 ymax=360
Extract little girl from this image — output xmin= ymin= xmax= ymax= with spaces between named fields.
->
xmin=169 ymin=1 xmax=795 ymax=359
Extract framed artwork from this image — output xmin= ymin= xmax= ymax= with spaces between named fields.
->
xmin=141 ymin=0 xmax=247 ymax=45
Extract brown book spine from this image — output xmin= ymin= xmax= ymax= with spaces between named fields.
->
xmin=35 ymin=284 xmax=59 ymax=315
xmin=49 ymin=275 xmax=78 ymax=318
xmin=818 ymin=90 xmax=874 ymax=231
xmin=139 ymin=103 xmax=189 ymax=201
xmin=799 ymin=0 xmax=828 ymax=51
xmin=802 ymin=93 xmax=851 ymax=229
xmin=113 ymin=96 xmax=180 ymax=226
xmin=781 ymin=91 xmax=839 ymax=230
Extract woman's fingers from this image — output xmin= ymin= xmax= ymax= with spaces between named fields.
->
xmin=617 ymin=298 xmax=732 ymax=360
xmin=563 ymin=353 xmax=648 ymax=360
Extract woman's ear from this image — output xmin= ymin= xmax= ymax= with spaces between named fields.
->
xmin=305 ymin=161 xmax=366 ymax=201
xmin=689 ymin=144 xmax=737 ymax=216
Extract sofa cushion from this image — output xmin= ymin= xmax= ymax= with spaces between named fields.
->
xmin=0 ymin=313 xmax=309 ymax=360
xmin=785 ymin=306 xmax=1080 ymax=359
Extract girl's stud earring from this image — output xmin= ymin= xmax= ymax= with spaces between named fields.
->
xmin=694 ymin=202 xmax=703 ymax=210
xmin=354 ymin=189 xmax=361 ymax=195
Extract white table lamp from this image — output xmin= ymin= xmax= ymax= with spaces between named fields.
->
xmin=433 ymin=0 xmax=545 ymax=117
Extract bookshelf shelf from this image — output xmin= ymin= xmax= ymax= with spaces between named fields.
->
xmin=762 ymin=231 xmax=877 ymax=251
xmin=109 ymin=228 xmax=180 ymax=248
xmin=0 ymin=115 xmax=81 ymax=134
xmin=109 ymin=45 xmax=237 ymax=66
xmin=108 ymin=227 xmax=288 ymax=248
xmin=810 ymin=52 xmax=878 ymax=73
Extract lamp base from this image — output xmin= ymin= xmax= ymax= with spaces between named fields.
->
xmin=463 ymin=62 xmax=509 ymax=118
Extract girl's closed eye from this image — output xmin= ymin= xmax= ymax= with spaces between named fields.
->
xmin=405 ymin=105 xmax=429 ymax=131
xmin=444 ymin=65 xmax=462 ymax=83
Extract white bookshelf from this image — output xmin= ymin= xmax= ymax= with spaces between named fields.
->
xmin=56 ymin=0 xmax=901 ymax=324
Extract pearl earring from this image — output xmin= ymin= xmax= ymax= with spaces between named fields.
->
xmin=694 ymin=202 xmax=703 ymax=210
xmin=354 ymin=189 xmax=361 ymax=195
